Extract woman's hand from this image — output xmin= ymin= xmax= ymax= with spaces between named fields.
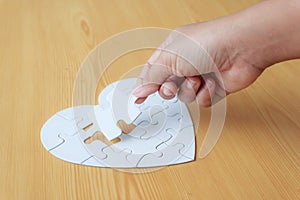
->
xmin=133 ymin=0 xmax=300 ymax=107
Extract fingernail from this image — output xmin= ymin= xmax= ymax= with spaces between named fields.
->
xmin=162 ymin=87 xmax=173 ymax=96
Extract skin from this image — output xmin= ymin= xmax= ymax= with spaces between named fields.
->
xmin=133 ymin=0 xmax=300 ymax=107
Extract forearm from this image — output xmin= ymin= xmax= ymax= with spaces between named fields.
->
xmin=227 ymin=0 xmax=300 ymax=69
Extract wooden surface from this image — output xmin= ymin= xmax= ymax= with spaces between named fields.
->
xmin=1 ymin=0 xmax=299 ymax=199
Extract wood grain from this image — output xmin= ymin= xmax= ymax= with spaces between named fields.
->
xmin=0 ymin=0 xmax=299 ymax=199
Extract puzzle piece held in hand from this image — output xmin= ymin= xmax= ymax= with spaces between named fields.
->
xmin=96 ymin=78 xmax=141 ymax=141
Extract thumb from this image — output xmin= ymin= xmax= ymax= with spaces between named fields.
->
xmin=133 ymin=29 xmax=216 ymax=99
xmin=133 ymin=48 xmax=173 ymax=98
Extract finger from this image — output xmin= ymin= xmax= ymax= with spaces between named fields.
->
xmin=158 ymin=75 xmax=184 ymax=99
xmin=165 ymin=75 xmax=185 ymax=86
xmin=133 ymin=61 xmax=172 ymax=104
xmin=133 ymin=62 xmax=172 ymax=99
xmin=134 ymin=97 xmax=147 ymax=104
xmin=178 ymin=76 xmax=201 ymax=103
xmin=159 ymin=81 xmax=178 ymax=100
xmin=196 ymin=78 xmax=216 ymax=107
xmin=132 ymin=36 xmax=175 ymax=97
xmin=201 ymin=72 xmax=227 ymax=104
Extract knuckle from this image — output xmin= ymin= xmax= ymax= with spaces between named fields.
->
xmin=174 ymin=66 xmax=185 ymax=77
xmin=178 ymin=90 xmax=195 ymax=104
xmin=172 ymin=57 xmax=185 ymax=77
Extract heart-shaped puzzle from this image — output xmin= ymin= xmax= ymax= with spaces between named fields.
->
xmin=41 ymin=78 xmax=196 ymax=168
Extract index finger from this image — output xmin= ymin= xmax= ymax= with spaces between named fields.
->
xmin=133 ymin=51 xmax=173 ymax=100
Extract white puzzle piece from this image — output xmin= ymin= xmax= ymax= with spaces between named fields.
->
xmin=50 ymin=133 xmax=92 ymax=164
xmin=40 ymin=78 xmax=196 ymax=168
xmin=136 ymin=143 xmax=186 ymax=167
xmin=96 ymin=78 xmax=141 ymax=140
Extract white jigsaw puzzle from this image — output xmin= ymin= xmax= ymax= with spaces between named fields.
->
xmin=40 ymin=78 xmax=196 ymax=168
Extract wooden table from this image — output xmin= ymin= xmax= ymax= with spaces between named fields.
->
xmin=1 ymin=0 xmax=299 ymax=199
